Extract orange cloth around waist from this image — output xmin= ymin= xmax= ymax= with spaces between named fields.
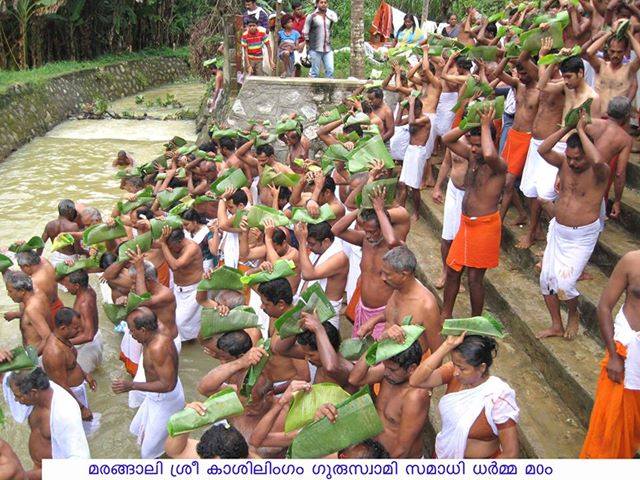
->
xmin=503 ymin=129 xmax=532 ymax=176
xmin=452 ymin=107 xmax=465 ymax=129
xmin=605 ymin=154 xmax=619 ymax=200
xmin=446 ymin=211 xmax=502 ymax=272
xmin=119 ymin=351 xmax=139 ymax=377
xmin=156 ymin=261 xmax=170 ymax=288
xmin=238 ymin=263 xmax=252 ymax=304
xmin=580 ymin=342 xmax=640 ymax=459
xmin=50 ymin=297 xmax=64 ymax=319
xmin=345 ymin=278 xmax=361 ymax=323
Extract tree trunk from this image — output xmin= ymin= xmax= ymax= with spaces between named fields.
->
xmin=349 ymin=0 xmax=365 ymax=79
xmin=421 ymin=0 xmax=431 ymax=25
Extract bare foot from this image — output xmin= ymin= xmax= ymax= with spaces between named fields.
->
xmin=564 ymin=312 xmax=580 ymax=340
xmin=516 ymin=234 xmax=534 ymax=250
xmin=509 ymin=214 xmax=528 ymax=227
xmin=578 ymin=271 xmax=593 ymax=282
xmin=536 ymin=327 xmax=565 ymax=339
xmin=420 ymin=177 xmax=436 ymax=190
xmin=435 ymin=273 xmax=446 ymax=289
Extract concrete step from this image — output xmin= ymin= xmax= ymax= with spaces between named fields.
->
xmin=625 ymin=152 xmax=640 ymax=191
xmin=416 ymin=192 xmax=602 ymax=430
xmin=406 ymin=216 xmax=587 ymax=458
xmin=618 ymin=187 xmax=640 ymax=236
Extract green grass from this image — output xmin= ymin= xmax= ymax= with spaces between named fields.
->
xmin=0 ymin=47 xmax=190 ymax=94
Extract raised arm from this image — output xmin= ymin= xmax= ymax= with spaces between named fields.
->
xmin=585 ymin=30 xmax=610 ymax=72
xmin=479 ymin=106 xmax=507 ymax=174
xmin=537 ymin=125 xmax=572 ymax=168
xmin=442 ymin=127 xmax=471 ymax=159
xmin=330 ymin=209 xmax=364 ymax=246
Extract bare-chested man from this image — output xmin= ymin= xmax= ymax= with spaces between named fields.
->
xmin=157 ymin=225 xmax=204 ymax=342
xmin=111 ymin=307 xmax=184 ymax=459
xmin=281 ymin=122 xmax=310 ymax=167
xmin=42 ymin=199 xmax=80 ymax=266
xmin=41 ymin=307 xmax=96 ymax=421
xmin=441 ymin=107 xmax=507 ymax=320
xmin=332 ymin=189 xmax=410 ymax=339
xmin=3 ymin=271 xmax=51 ymax=355
xmin=537 ymin=115 xmax=609 ymax=339
xmin=581 ymin=250 xmax=640 ymax=458
xmin=290 ymin=171 xmax=345 ymax=221
xmin=366 ymin=87 xmax=395 ymax=142
xmin=349 ymin=337 xmax=428 ymax=457
xmin=113 ymin=150 xmax=135 ymax=168
xmin=60 ymin=270 xmax=102 ymax=373
xmin=0 ymin=439 xmax=26 ymax=480
xmin=16 ymin=251 xmax=62 ymax=323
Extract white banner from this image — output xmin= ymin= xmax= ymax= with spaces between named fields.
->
xmin=43 ymin=459 xmax=635 ymax=480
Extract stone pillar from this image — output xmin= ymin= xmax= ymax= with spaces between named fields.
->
xmin=222 ymin=14 xmax=241 ymax=94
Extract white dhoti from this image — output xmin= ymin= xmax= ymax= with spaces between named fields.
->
xmin=250 ymin=176 xmax=260 ymax=206
xmin=435 ymin=376 xmax=519 ymax=459
xmin=424 ymin=112 xmax=437 ymax=159
xmin=614 ymin=308 xmax=640 ymax=390
xmin=400 ymin=144 xmax=428 ymax=189
xmin=520 ymin=138 xmax=565 ymax=201
xmin=70 ymin=382 xmax=101 ymax=436
xmin=249 ymin=288 xmax=270 ymax=340
xmin=389 ymin=124 xmax=410 ymax=161
xmin=441 ymin=179 xmax=464 ymax=241
xmin=540 ymin=218 xmax=600 ymax=300
xmin=341 ymin=216 xmax=362 ymax=304
xmin=434 ymin=92 xmax=458 ymax=137
xmin=173 ymin=282 xmax=202 ymax=341
xmin=76 ymin=330 xmax=104 ymax=374
xmin=220 ymin=231 xmax=240 ymax=269
xmin=50 ymin=382 xmax=91 ymax=458
xmin=120 ymin=324 xmax=143 ymax=374
xmin=130 ymin=378 xmax=185 ymax=459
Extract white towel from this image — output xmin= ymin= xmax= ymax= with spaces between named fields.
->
xmin=121 ymin=324 xmax=143 ymax=370
xmin=173 ymin=282 xmax=202 ymax=342
xmin=2 ymin=373 xmax=33 ymax=423
xmin=435 ymin=376 xmax=519 ymax=459
xmin=221 ymin=231 xmax=240 ymax=269
xmin=76 ymin=330 xmax=104 ymax=374
xmin=540 ymin=218 xmax=600 ymax=300
xmin=441 ymin=179 xmax=465 ymax=241
xmin=400 ymin=144 xmax=428 ymax=189
xmin=70 ymin=381 xmax=101 ymax=437
xmin=130 ymin=378 xmax=185 ymax=459
xmin=249 ymin=288 xmax=270 ymax=340
xmin=389 ymin=124 xmax=410 ymax=161
xmin=434 ymin=92 xmax=458 ymax=137
xmin=613 ymin=308 xmax=640 ymax=390
xmin=50 ymin=382 xmax=91 ymax=459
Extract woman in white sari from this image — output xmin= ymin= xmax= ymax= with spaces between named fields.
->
xmin=410 ymin=333 xmax=520 ymax=459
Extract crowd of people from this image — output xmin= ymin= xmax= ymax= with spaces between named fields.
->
xmin=0 ymin=0 xmax=640 ymax=477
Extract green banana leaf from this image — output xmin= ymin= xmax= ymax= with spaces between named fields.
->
xmin=287 ymin=386 xmax=383 ymax=458
xmin=564 ymin=98 xmax=593 ymax=128
xmin=157 ymin=187 xmax=190 ymax=210
xmin=532 ymin=10 xmax=570 ymax=29
xmin=150 ymin=215 xmax=184 ymax=239
xmin=199 ymin=306 xmax=260 ymax=339
xmin=211 ymin=128 xmax=239 ymax=140
xmin=284 ymin=383 xmax=350 ymax=433
xmin=126 ymin=291 xmax=151 ymax=314
xmin=441 ymin=312 xmax=507 ymax=339
xmin=259 ymin=165 xmax=301 ymax=188
xmin=197 ymin=266 xmax=244 ymax=292
xmin=51 ymin=233 xmax=75 ymax=252
xmin=451 ymin=77 xmax=494 ymax=113
xmin=177 ymin=144 xmax=197 ymax=155
xmin=317 ymin=104 xmax=349 ymax=125
xmin=55 ymin=255 xmax=101 ymax=277
xmin=9 ymin=236 xmax=44 ymax=253
xmin=83 ymin=218 xmax=127 ymax=245
xmin=504 ymin=41 xmax=522 ymax=59
xmin=194 ymin=194 xmax=217 ymax=205
xmin=231 ymin=209 xmax=248 ymax=229
xmin=240 ymin=338 xmax=271 ymax=402
xmin=274 ymin=283 xmax=336 ymax=338
xmin=461 ymin=45 xmax=499 ymax=61
xmin=240 ymin=259 xmax=296 ymax=286
xmin=357 ymin=177 xmax=398 ymax=208
xmin=428 ymin=35 xmax=465 ymax=50
xmin=346 ymin=134 xmax=395 ymax=174
xmin=0 ymin=346 xmax=38 ymax=373
xmin=339 ymin=336 xmax=375 ymax=361
xmin=365 ymin=317 xmax=425 ymax=365
xmin=538 ymin=45 xmax=582 ymax=66
xmin=168 ymin=201 xmax=194 ymax=217
xmin=290 ymin=204 xmax=336 ymax=224
xmin=344 ymin=112 xmax=371 ymax=128
xmin=459 ymin=96 xmax=505 ymax=131
xmin=487 ymin=11 xmax=506 ymax=23
xmin=0 ymin=253 xmax=14 ymax=273
xmin=210 ymin=168 xmax=249 ymax=196
xmin=117 ymin=196 xmax=154 ymax=214
xmin=103 ymin=303 xmax=127 ymax=326
xmin=276 ymin=119 xmax=301 ymax=136
xmin=117 ymin=232 xmax=153 ymax=262
xmin=245 ymin=205 xmax=291 ymax=230
xmin=164 ymin=136 xmax=187 ymax=148
xmin=616 ymin=19 xmax=630 ymax=40
xmin=497 ymin=25 xmax=523 ymax=39
xmin=336 ymin=131 xmax=361 ymax=144
xmin=321 ymin=144 xmax=350 ymax=173
xmin=399 ymin=89 xmax=422 ymax=109
xmin=115 ymin=166 xmax=142 ymax=179
xmin=167 ymin=387 xmax=245 ymax=437
xmin=255 ymin=133 xmax=278 ymax=147
xmin=520 ymin=21 xmax=565 ymax=53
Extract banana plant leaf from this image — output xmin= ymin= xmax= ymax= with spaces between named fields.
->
xmin=290 ymin=204 xmax=336 ymax=224
xmin=211 ymin=128 xmax=239 ymax=140
xmin=461 ymin=45 xmax=499 ymax=61
xmin=532 ymin=10 xmax=570 ymax=29
xmin=255 ymin=133 xmax=278 ymax=147
xmin=199 ymin=306 xmax=260 ymax=339
xmin=441 ymin=312 xmax=507 ymax=339
xmin=0 ymin=253 xmax=13 ymax=273
xmin=83 ymin=218 xmax=127 ymax=245
xmin=346 ymin=135 xmax=395 ymax=174
xmin=339 ymin=336 xmax=375 ymax=361
xmin=210 ymin=168 xmax=249 ymax=196
xmin=245 ymin=205 xmax=291 ymax=230
xmin=497 ymin=25 xmax=522 ymax=39
xmin=459 ymin=96 xmax=505 ymax=131
xmin=167 ymin=387 xmax=245 ymax=437
xmin=284 ymin=383 xmax=350 ymax=433
xmin=357 ymin=177 xmax=398 ymax=208
xmin=317 ymin=104 xmax=349 ymax=125
xmin=274 ymin=283 xmax=336 ymax=338
xmin=231 ymin=209 xmax=248 ymax=229
xmin=240 ymin=338 xmax=271 ymax=402
xmin=538 ymin=45 xmax=582 ymax=65
xmin=149 ymin=215 xmax=184 ymax=239
xmin=9 ymin=236 xmax=44 ymax=253
xmin=364 ymin=80 xmax=384 ymax=90
xmin=54 ymin=255 xmax=101 ymax=277
xmin=336 ymin=131 xmax=361 ymax=144
xmin=616 ymin=19 xmax=630 ymax=40
xmin=344 ymin=112 xmax=371 ymax=127
xmin=115 ymin=166 xmax=142 ymax=179
xmin=504 ymin=41 xmax=522 ymax=59
xmin=51 ymin=233 xmax=75 ymax=252
xmin=156 ymin=187 xmax=189 ymax=210
xmin=451 ymin=77 xmax=494 ymax=113
xmin=276 ymin=119 xmax=301 ymax=135
xmin=365 ymin=317 xmax=425 ymax=365
xmin=321 ymin=144 xmax=350 ymax=173
xmin=168 ymin=201 xmax=193 ymax=217
xmin=198 ymin=266 xmax=244 ymax=292
xmin=240 ymin=259 xmax=296 ymax=286
xmin=260 ymin=165 xmax=301 ymax=188
xmin=194 ymin=195 xmax=217 ymax=205
xmin=117 ymin=196 xmax=154 ymax=214
xmin=177 ymin=144 xmax=198 ymax=155
xmin=117 ymin=232 xmax=152 ymax=262
xmin=428 ymin=35 xmax=465 ymax=50
xmin=520 ymin=21 xmax=565 ymax=53
xmin=164 ymin=136 xmax=187 ymax=148
xmin=399 ymin=89 xmax=422 ymax=109
xmin=126 ymin=291 xmax=152 ymax=314
xmin=287 ymin=387 xmax=383 ymax=459
xmin=487 ymin=11 xmax=506 ymax=23
xmin=0 ymin=346 xmax=38 ymax=373
xmin=103 ymin=303 xmax=127 ymax=326
xmin=564 ymin=98 xmax=593 ymax=128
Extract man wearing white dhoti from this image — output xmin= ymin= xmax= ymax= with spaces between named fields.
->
xmin=112 ymin=307 xmax=184 ymax=459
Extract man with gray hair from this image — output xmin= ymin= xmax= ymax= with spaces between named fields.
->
xmin=16 ymin=250 xmax=62 ymax=320
xmin=584 ymin=96 xmax=633 ymax=220
xmin=373 ymin=245 xmax=442 ymax=356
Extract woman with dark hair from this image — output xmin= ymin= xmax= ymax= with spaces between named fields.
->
xmin=393 ymin=13 xmax=425 ymax=47
xmin=410 ymin=332 xmax=520 ymax=459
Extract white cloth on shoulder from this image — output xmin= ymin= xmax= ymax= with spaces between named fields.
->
xmin=50 ymin=382 xmax=91 ymax=459
xmin=220 ymin=231 xmax=240 ymax=269
xmin=121 ymin=324 xmax=143 ymax=369
xmin=70 ymin=381 xmax=101 ymax=437
xmin=2 ymin=373 xmax=33 ymax=423
xmin=442 ymin=179 xmax=464 ymax=241
xmin=49 ymin=251 xmax=79 ymax=267
xmin=435 ymin=376 xmax=519 ymax=459
xmin=400 ymin=144 xmax=428 ymax=189
xmin=173 ymin=282 xmax=202 ymax=341
xmin=130 ymin=378 xmax=185 ymax=459
xmin=249 ymin=288 xmax=270 ymax=340
xmin=390 ymin=124 xmax=410 ymax=161
xmin=434 ymin=92 xmax=458 ymax=137
xmin=540 ymin=217 xmax=600 ymax=300
xmin=613 ymin=308 xmax=640 ymax=390
xmin=76 ymin=330 xmax=103 ymax=374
